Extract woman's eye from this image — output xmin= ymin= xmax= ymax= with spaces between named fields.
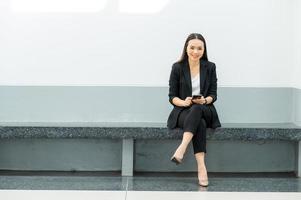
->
xmin=190 ymin=47 xmax=202 ymax=50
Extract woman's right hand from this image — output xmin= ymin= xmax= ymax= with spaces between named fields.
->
xmin=182 ymin=97 xmax=192 ymax=107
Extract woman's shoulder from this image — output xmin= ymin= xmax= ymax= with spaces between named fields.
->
xmin=172 ymin=60 xmax=216 ymax=70
xmin=204 ymin=60 xmax=216 ymax=70
xmin=204 ymin=60 xmax=215 ymax=66
xmin=171 ymin=61 xmax=183 ymax=71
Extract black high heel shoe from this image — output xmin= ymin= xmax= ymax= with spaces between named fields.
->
xmin=170 ymin=156 xmax=182 ymax=165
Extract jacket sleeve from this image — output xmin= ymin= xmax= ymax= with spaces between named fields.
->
xmin=208 ymin=63 xmax=218 ymax=103
xmin=168 ymin=63 xmax=180 ymax=105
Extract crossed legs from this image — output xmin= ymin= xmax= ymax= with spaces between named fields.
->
xmin=171 ymin=104 xmax=209 ymax=186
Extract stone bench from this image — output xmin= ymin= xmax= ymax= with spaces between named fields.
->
xmin=1 ymin=123 xmax=301 ymax=177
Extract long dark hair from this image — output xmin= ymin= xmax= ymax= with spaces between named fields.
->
xmin=177 ymin=33 xmax=208 ymax=63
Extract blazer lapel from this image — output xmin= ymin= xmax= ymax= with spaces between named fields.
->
xmin=182 ymin=61 xmax=192 ymax=95
xmin=200 ymin=59 xmax=207 ymax=95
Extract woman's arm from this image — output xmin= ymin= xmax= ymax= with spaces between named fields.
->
xmin=168 ymin=64 xmax=192 ymax=107
xmin=173 ymin=97 xmax=192 ymax=107
xmin=205 ymin=96 xmax=213 ymax=104
xmin=168 ymin=64 xmax=180 ymax=106
xmin=207 ymin=63 xmax=218 ymax=103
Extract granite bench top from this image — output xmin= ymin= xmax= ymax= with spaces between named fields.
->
xmin=0 ymin=123 xmax=301 ymax=141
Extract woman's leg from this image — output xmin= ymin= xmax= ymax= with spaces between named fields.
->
xmin=172 ymin=105 xmax=205 ymax=162
xmin=193 ymin=107 xmax=211 ymax=186
xmin=192 ymin=119 xmax=207 ymax=153
xmin=195 ymin=152 xmax=208 ymax=186
xmin=172 ymin=132 xmax=193 ymax=162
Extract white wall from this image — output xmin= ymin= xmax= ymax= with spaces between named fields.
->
xmin=293 ymin=0 xmax=301 ymax=89
xmin=292 ymin=0 xmax=301 ymax=126
xmin=0 ymin=0 xmax=295 ymax=87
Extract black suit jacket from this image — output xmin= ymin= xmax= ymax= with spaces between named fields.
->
xmin=167 ymin=59 xmax=221 ymax=129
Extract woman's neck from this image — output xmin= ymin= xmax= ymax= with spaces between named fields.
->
xmin=188 ymin=59 xmax=200 ymax=69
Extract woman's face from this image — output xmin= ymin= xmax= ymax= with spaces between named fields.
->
xmin=186 ymin=39 xmax=204 ymax=62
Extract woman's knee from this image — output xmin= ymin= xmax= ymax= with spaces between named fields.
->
xmin=190 ymin=104 xmax=205 ymax=113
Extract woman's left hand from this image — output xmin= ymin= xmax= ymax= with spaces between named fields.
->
xmin=192 ymin=96 xmax=206 ymax=105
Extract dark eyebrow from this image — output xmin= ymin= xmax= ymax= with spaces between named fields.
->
xmin=190 ymin=45 xmax=203 ymax=48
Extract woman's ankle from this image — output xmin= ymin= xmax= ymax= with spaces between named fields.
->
xmin=198 ymin=164 xmax=207 ymax=174
xmin=198 ymin=171 xmax=208 ymax=181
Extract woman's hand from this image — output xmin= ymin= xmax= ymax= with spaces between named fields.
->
xmin=182 ymin=97 xmax=193 ymax=107
xmin=192 ymin=96 xmax=206 ymax=105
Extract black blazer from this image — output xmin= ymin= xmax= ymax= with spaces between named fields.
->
xmin=167 ymin=59 xmax=221 ymax=129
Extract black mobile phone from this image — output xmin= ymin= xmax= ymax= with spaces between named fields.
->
xmin=192 ymin=94 xmax=203 ymax=99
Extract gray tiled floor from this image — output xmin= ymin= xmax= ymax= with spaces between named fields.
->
xmin=0 ymin=171 xmax=301 ymax=192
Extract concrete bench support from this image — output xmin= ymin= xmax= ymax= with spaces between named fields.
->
xmin=122 ymin=139 xmax=134 ymax=176
xmin=297 ymin=141 xmax=301 ymax=177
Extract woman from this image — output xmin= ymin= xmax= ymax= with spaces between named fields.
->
xmin=167 ymin=33 xmax=221 ymax=187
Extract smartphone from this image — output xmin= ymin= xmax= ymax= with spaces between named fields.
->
xmin=192 ymin=94 xmax=203 ymax=99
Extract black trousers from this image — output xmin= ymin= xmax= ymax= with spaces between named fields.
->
xmin=176 ymin=104 xmax=212 ymax=154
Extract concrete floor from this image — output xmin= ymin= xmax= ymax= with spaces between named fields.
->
xmin=1 ymin=171 xmax=301 ymax=200
xmin=0 ymin=171 xmax=301 ymax=192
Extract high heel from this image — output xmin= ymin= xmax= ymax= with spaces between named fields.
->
xmin=198 ymin=166 xmax=209 ymax=187
xmin=171 ymin=146 xmax=185 ymax=165
xmin=198 ymin=179 xmax=209 ymax=187
xmin=170 ymin=156 xmax=182 ymax=165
